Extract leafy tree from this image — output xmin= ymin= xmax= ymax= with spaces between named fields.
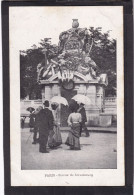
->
xmin=20 ymin=40 xmax=58 ymax=99
xmin=20 ymin=46 xmax=44 ymax=99
xmin=88 ymin=27 xmax=116 ymax=96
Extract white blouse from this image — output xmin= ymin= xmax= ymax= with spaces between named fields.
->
xmin=67 ymin=113 xmax=82 ymax=126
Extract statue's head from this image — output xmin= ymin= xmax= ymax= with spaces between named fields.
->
xmin=72 ymin=19 xmax=79 ymax=28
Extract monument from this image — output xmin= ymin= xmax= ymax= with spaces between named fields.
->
xmin=37 ymin=19 xmax=108 ymax=126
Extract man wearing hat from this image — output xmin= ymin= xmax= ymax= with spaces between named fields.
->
xmin=38 ymin=100 xmax=54 ymax=153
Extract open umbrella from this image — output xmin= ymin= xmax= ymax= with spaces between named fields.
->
xmin=72 ymin=94 xmax=92 ymax=105
xmin=50 ymin=96 xmax=68 ymax=106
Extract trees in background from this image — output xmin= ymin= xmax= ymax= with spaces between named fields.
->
xmin=88 ymin=27 xmax=116 ymax=96
xmin=20 ymin=46 xmax=44 ymax=99
xmin=20 ymin=28 xmax=116 ymax=99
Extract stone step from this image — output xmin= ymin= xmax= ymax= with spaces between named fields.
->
xmin=60 ymin=126 xmax=117 ymax=133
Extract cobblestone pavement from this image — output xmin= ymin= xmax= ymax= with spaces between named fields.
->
xmin=21 ymin=128 xmax=117 ymax=170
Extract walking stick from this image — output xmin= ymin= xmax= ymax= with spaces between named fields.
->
xmin=26 ymin=132 xmax=33 ymax=143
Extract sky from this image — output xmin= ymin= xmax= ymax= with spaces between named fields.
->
xmin=9 ymin=6 xmax=123 ymax=51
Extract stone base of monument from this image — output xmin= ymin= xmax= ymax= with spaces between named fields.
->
xmin=86 ymin=114 xmax=100 ymax=126
xmin=85 ymin=107 xmax=100 ymax=126
xmin=85 ymin=106 xmax=115 ymax=127
xmin=99 ymin=113 xmax=112 ymax=127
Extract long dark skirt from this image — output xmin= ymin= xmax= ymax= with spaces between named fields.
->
xmin=65 ymin=123 xmax=81 ymax=150
xmin=29 ymin=115 xmax=35 ymax=128
xmin=48 ymin=125 xmax=62 ymax=148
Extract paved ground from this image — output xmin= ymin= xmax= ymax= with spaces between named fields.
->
xmin=21 ymin=128 xmax=117 ymax=170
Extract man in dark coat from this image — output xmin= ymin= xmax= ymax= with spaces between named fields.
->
xmin=32 ymin=106 xmax=43 ymax=144
xmin=78 ymin=103 xmax=89 ymax=137
xmin=38 ymin=100 xmax=54 ymax=153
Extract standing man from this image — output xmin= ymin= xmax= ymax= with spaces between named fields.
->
xmin=38 ymin=100 xmax=54 ymax=153
xmin=32 ymin=106 xmax=43 ymax=144
xmin=77 ymin=103 xmax=89 ymax=137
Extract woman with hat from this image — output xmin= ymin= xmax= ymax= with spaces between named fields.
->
xmin=48 ymin=102 xmax=62 ymax=149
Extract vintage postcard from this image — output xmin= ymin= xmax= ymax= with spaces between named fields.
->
xmin=9 ymin=6 xmax=124 ymax=186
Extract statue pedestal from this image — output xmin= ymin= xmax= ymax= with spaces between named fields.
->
xmin=40 ymin=75 xmax=107 ymax=127
xmin=77 ymin=84 xmax=103 ymax=126
xmin=99 ymin=113 xmax=112 ymax=127
xmin=42 ymin=84 xmax=61 ymax=102
xmin=86 ymin=106 xmax=100 ymax=126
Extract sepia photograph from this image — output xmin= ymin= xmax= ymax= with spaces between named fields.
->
xmin=9 ymin=6 xmax=124 ymax=186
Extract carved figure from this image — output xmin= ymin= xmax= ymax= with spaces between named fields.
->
xmin=72 ymin=19 xmax=79 ymax=28
xmin=58 ymin=19 xmax=90 ymax=53
xmin=37 ymin=63 xmax=44 ymax=81
xmin=42 ymin=64 xmax=52 ymax=78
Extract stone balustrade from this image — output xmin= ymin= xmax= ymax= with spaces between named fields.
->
xmin=105 ymin=97 xmax=116 ymax=103
xmin=104 ymin=97 xmax=116 ymax=114
xmin=21 ymin=100 xmax=43 ymax=115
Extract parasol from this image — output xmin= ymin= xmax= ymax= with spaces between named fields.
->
xmin=72 ymin=94 xmax=92 ymax=105
xmin=50 ymin=96 xmax=68 ymax=106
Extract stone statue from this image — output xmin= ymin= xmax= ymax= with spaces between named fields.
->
xmin=37 ymin=19 xmax=99 ymax=82
xmin=37 ymin=62 xmax=56 ymax=81
xmin=59 ymin=19 xmax=90 ymax=53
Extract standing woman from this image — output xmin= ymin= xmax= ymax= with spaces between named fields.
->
xmin=48 ymin=102 xmax=62 ymax=149
xmin=65 ymin=105 xmax=82 ymax=150
xmin=29 ymin=108 xmax=35 ymax=132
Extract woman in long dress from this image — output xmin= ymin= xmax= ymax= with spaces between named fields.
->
xmin=48 ymin=103 xmax=62 ymax=149
xmin=65 ymin=106 xmax=82 ymax=150
xmin=29 ymin=109 xmax=35 ymax=132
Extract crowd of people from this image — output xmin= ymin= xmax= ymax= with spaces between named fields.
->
xmin=28 ymin=100 xmax=89 ymax=153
